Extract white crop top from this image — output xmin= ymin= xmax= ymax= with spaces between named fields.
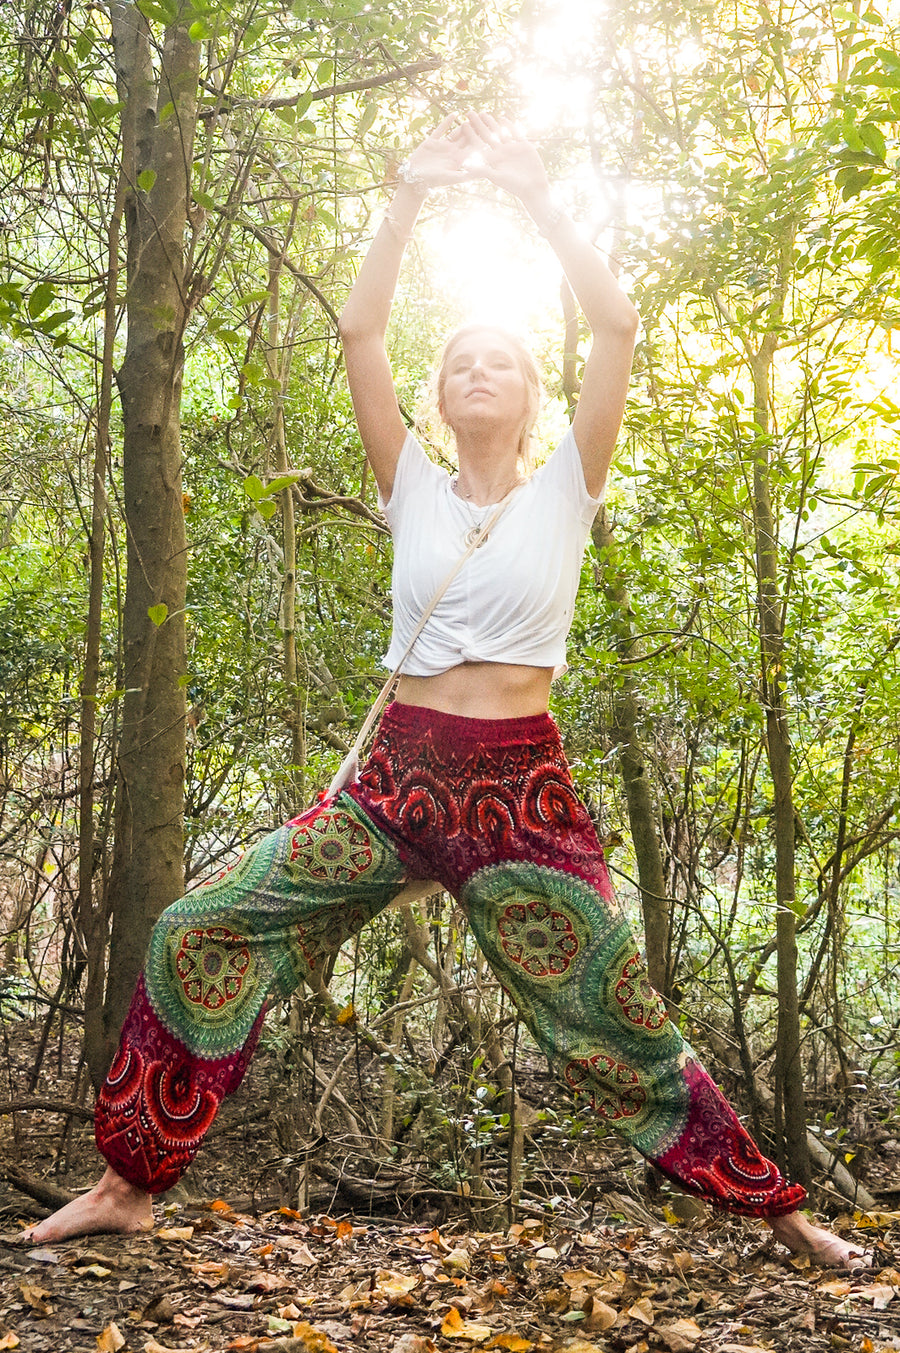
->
xmin=381 ymin=428 xmax=603 ymax=676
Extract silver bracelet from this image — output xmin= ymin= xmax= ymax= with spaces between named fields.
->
xmin=397 ymin=158 xmax=430 ymax=195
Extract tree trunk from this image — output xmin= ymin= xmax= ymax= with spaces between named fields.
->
xmin=748 ymin=337 xmax=811 ymax=1188
xmin=267 ymin=244 xmax=306 ymax=806
xmin=101 ymin=2 xmax=199 ymax=1077
xmin=78 ymin=154 xmax=122 ymax=1085
xmin=590 ymin=509 xmax=672 ymax=997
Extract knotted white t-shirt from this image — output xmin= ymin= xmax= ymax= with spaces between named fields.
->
xmin=381 ymin=428 xmax=603 ymax=676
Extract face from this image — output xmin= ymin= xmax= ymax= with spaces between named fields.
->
xmin=438 ymin=330 xmax=531 ymax=437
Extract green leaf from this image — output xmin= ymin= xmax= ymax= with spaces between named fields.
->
xmin=39 ymin=309 xmax=75 ymax=334
xmin=257 ymin=499 xmax=278 ymax=520
xmin=235 ymin=290 xmax=270 ymax=308
xmin=148 ymin=604 xmax=168 ymax=627
xmin=858 ymin=122 xmax=887 ymax=160
xmin=136 ymin=0 xmax=179 ymax=23
xmin=189 ymin=18 xmax=209 ymax=40
xmin=27 ymin=284 xmax=55 ymax=319
xmin=243 ymin=474 xmax=265 ymax=501
xmin=359 ymin=100 xmax=377 ymax=137
xmin=137 ymin=169 xmax=157 ymax=192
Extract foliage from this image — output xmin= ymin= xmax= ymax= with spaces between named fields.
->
xmin=0 ymin=0 xmax=899 ymax=1196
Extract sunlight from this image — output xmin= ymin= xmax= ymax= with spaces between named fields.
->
xmin=420 ymin=203 xmax=566 ymax=334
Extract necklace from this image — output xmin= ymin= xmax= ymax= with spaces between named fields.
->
xmin=453 ymin=475 xmax=524 ymax=547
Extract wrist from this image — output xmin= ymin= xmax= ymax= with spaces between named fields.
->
xmin=525 ymin=192 xmax=567 ymax=237
xmin=395 ymin=158 xmax=430 ymax=198
xmin=382 ymin=181 xmax=427 ymax=245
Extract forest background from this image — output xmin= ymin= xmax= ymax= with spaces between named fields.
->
xmin=0 ymin=0 xmax=899 ymax=1224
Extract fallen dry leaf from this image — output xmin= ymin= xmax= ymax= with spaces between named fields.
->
xmin=376 ymin=1270 xmax=421 ymax=1298
xmin=172 ymin=1315 xmax=203 ymax=1330
xmin=443 ymin=1248 xmax=472 ymax=1274
xmin=625 ymin=1296 xmax=655 ymax=1327
xmin=441 ymin=1307 xmax=494 ymax=1341
xmin=19 ymin=1284 xmax=52 ymax=1316
xmin=390 ymin=1339 xmax=435 ymax=1353
xmin=549 ymin=1341 xmax=605 ymax=1353
xmin=155 ymin=1226 xmax=194 ymax=1242
xmin=289 ymin=1321 xmax=340 ymax=1352
xmin=288 ymin=1243 xmax=318 ymax=1267
xmin=817 ymin=1279 xmax=852 ymax=1297
xmin=858 ymin=1283 xmax=897 ymax=1309
xmin=143 ymin=1340 xmax=206 ymax=1353
xmin=582 ymin=1298 xmax=617 ymax=1333
xmin=563 ymin=1269 xmax=605 ymax=1287
xmin=190 ymin=1259 xmax=230 ymax=1281
xmin=97 ymin=1323 xmax=125 ymax=1352
xmin=245 ymin=1270 xmax=288 ymax=1293
xmin=142 ymin=1295 xmax=176 ymax=1323
xmin=0 ymin=1337 xmax=20 ymax=1351
xmin=657 ymin=1317 xmax=703 ymax=1352
xmin=208 ymin=1198 xmax=241 ymax=1219
xmin=853 ymin=1210 xmax=900 ymax=1228
xmin=483 ymin=1335 xmax=533 ymax=1352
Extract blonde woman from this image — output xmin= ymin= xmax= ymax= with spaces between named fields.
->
xmin=25 ymin=114 xmax=863 ymax=1265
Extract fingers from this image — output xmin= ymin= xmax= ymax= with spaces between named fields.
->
xmin=467 ymin=111 xmax=525 ymax=148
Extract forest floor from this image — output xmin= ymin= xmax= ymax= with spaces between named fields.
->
xmin=0 ymin=1014 xmax=899 ymax=1353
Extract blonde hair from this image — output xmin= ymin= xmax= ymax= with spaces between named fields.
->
xmin=434 ymin=325 xmax=544 ymax=471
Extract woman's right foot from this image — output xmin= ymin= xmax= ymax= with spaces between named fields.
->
xmin=20 ymin=1166 xmax=154 ymax=1243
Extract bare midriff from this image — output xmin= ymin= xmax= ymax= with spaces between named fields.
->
xmin=395 ymin=662 xmax=554 ymax=720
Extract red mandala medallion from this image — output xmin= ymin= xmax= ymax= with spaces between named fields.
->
xmin=614 ymin=952 xmax=669 ymax=1030
xmin=289 ymin=810 xmax=374 ymax=882
xmin=175 ymin=927 xmax=251 ymax=1012
xmin=565 ymin=1054 xmax=647 ymax=1120
xmin=497 ymin=898 xmax=580 ymax=978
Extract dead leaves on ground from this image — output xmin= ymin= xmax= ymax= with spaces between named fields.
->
xmin=1 ymin=1205 xmax=896 ymax=1353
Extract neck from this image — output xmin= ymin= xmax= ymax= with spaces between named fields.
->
xmin=453 ymin=431 xmax=522 ymax=506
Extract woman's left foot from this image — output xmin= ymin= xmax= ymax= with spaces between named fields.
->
xmin=768 ymin=1210 xmax=870 ymax=1268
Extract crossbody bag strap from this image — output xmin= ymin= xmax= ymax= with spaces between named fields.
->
xmin=326 ymin=485 xmax=521 ymax=796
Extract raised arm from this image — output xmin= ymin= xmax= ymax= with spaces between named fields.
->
xmin=339 ymin=116 xmax=475 ymax=501
xmin=466 ymin=113 xmax=639 ymax=498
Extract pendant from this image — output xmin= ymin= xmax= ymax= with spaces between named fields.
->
xmin=464 ymin=524 xmax=487 ymax=548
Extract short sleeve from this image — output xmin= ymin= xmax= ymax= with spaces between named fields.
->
xmin=533 ymin=426 xmax=605 ymax=525
xmin=379 ymin=432 xmax=446 ymax=528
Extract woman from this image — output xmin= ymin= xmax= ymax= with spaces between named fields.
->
xmin=25 ymin=113 xmax=861 ymax=1264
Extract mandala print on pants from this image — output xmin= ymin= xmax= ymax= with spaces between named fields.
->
xmin=96 ymin=702 xmax=806 ymax=1218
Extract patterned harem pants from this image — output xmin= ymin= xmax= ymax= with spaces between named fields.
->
xmin=95 ymin=702 xmax=806 ymax=1218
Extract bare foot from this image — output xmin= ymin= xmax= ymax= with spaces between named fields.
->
xmin=768 ymin=1210 xmax=870 ymax=1268
xmin=20 ymin=1166 xmax=154 ymax=1243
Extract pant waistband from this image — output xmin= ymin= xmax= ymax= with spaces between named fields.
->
xmin=378 ymin=701 xmax=559 ymax=753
